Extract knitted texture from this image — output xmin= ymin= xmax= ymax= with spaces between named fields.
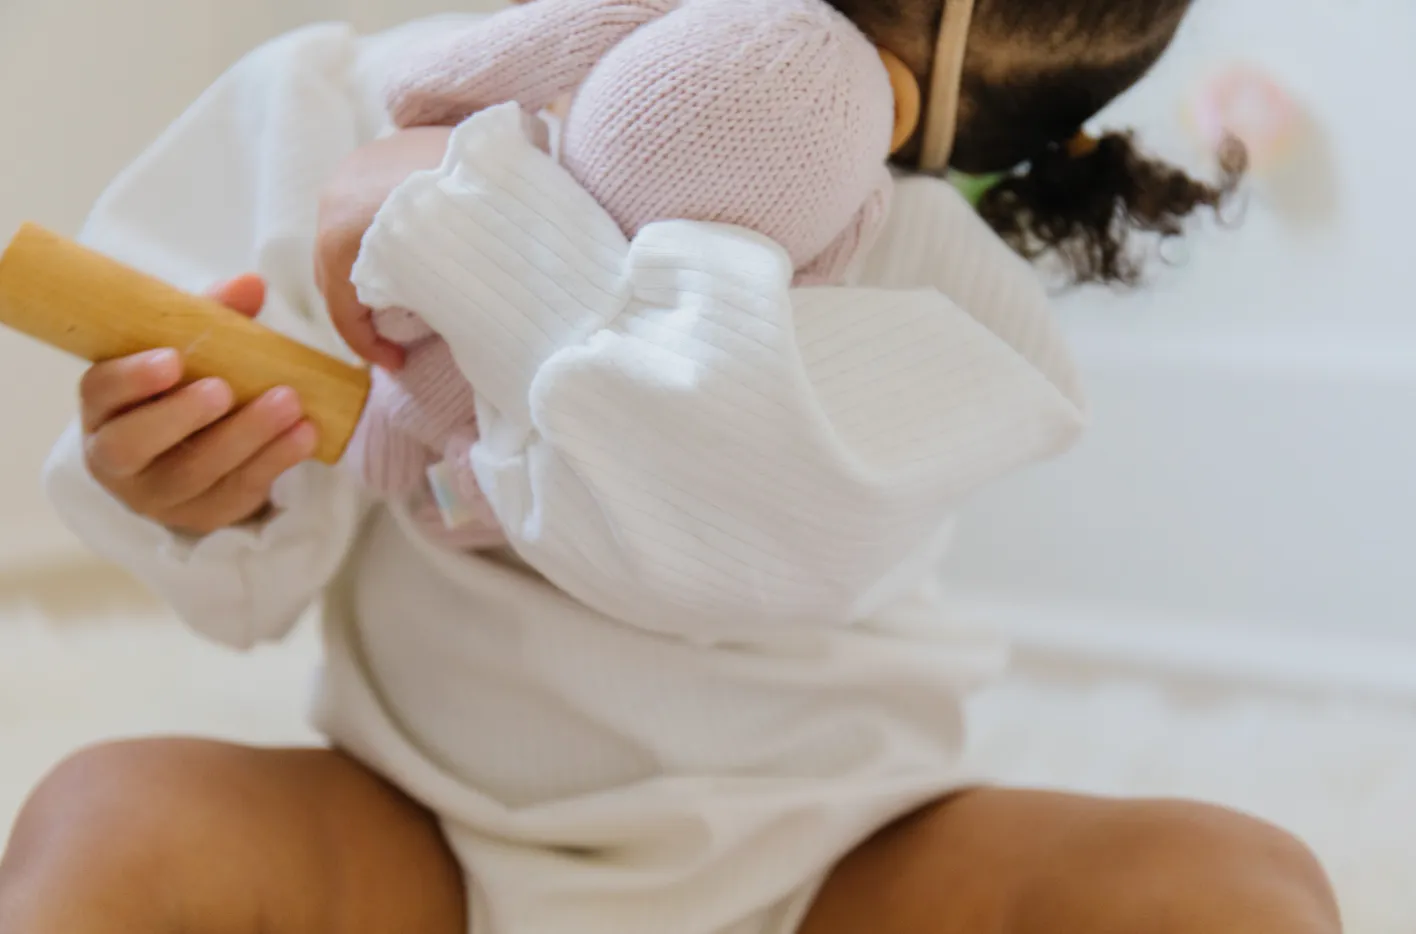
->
xmin=341 ymin=330 xmax=502 ymax=547
xmin=347 ymin=0 xmax=898 ymax=550
xmin=560 ymin=0 xmax=894 ymax=271
xmin=387 ymin=0 xmax=677 ymax=127
xmin=390 ymin=0 xmax=895 ymax=272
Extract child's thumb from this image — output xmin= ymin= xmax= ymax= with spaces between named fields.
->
xmin=206 ymin=274 xmax=266 ymax=318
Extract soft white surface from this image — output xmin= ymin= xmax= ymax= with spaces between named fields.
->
xmin=1 ymin=584 xmax=1412 ymax=934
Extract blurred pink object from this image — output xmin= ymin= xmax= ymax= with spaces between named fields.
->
xmin=1186 ymin=63 xmax=1301 ymax=174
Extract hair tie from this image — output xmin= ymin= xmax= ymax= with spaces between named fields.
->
xmin=877 ymin=48 xmax=921 ymax=155
xmin=1065 ymin=131 xmax=1099 ymax=158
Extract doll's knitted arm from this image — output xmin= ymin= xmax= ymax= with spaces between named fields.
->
xmin=346 ymin=374 xmax=506 ymax=550
xmin=341 ymin=367 xmax=436 ymax=495
xmin=341 ymin=337 xmax=478 ymax=495
xmin=387 ymin=0 xmax=675 ymax=128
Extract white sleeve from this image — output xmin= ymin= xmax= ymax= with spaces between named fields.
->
xmin=44 ymin=427 xmax=363 ymax=650
xmin=855 ymin=173 xmax=1086 ymax=410
xmin=39 ymin=22 xmax=395 ymax=649
xmin=352 ymin=103 xmax=1086 ymax=644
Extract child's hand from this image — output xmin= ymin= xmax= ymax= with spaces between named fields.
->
xmin=80 ymin=275 xmax=318 ymax=536
xmin=314 ymin=126 xmax=454 ymax=373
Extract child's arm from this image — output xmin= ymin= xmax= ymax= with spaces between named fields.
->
xmin=348 ymin=104 xmax=1087 ymax=641
xmin=38 ymin=22 xmax=397 ymax=648
xmin=42 ymin=277 xmax=365 ymax=651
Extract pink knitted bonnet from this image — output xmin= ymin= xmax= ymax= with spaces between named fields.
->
xmin=387 ymin=0 xmax=898 ymax=282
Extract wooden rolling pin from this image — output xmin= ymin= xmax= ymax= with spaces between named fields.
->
xmin=0 ymin=223 xmax=370 ymax=464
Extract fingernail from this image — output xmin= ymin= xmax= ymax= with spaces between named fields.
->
xmin=195 ymin=378 xmax=233 ymax=409
xmin=262 ymin=386 xmax=301 ymax=417
xmin=145 ymin=348 xmax=179 ymax=373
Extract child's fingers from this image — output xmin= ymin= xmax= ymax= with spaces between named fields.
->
xmin=139 ymin=387 xmax=305 ymax=509
xmin=206 ymin=274 xmax=267 ymax=318
xmin=164 ymin=422 xmax=318 ymax=534
xmin=326 ymin=282 xmax=405 ymax=372
xmin=79 ymin=349 xmax=183 ymax=432
xmin=315 ymin=217 xmax=405 ymax=372
xmin=78 ymin=276 xmax=261 ymax=434
xmin=85 ymin=378 xmax=233 ymax=480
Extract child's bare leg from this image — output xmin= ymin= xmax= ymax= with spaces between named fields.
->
xmin=0 ymin=738 xmax=465 ymax=934
xmin=2 ymin=742 xmax=1342 ymax=934
xmin=803 ymin=787 xmax=1341 ymax=934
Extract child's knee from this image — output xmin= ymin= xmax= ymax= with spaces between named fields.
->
xmin=8 ymin=740 xmax=178 ymax=865
xmin=1163 ymin=800 xmax=1336 ymax=914
xmin=1022 ymin=798 xmax=1341 ymax=934
xmin=0 ymin=739 xmax=241 ymax=931
xmin=1172 ymin=802 xmax=1339 ymax=933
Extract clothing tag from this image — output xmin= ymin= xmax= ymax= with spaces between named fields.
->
xmin=426 ymin=462 xmax=477 ymax=530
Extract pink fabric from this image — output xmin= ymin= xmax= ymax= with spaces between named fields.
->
xmin=560 ymin=0 xmax=894 ymax=271
xmin=342 ymin=338 xmax=476 ymax=492
xmin=392 ymin=0 xmax=894 ymax=271
xmin=343 ymin=0 xmax=897 ymax=551
xmin=387 ymin=0 xmax=677 ymax=128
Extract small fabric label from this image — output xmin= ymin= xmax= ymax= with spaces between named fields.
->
xmin=426 ymin=461 xmax=478 ymax=530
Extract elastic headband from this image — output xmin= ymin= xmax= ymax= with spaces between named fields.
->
xmin=918 ymin=0 xmax=975 ymax=172
xmin=875 ymin=0 xmax=974 ymax=169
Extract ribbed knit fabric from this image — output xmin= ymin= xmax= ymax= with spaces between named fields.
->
xmin=351 ymin=104 xmax=1086 ymax=643
xmin=340 ymin=329 xmax=499 ymax=544
xmin=349 ymin=0 xmax=897 ymax=550
xmin=342 ymin=366 xmax=431 ymax=495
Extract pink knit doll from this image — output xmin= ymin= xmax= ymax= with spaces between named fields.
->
xmin=342 ymin=0 xmax=899 ymax=549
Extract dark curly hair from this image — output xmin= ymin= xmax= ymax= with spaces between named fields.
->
xmin=824 ymin=0 xmax=1246 ymax=285
xmin=978 ymin=131 xmax=1247 ymax=284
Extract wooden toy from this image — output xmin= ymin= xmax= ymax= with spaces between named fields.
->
xmin=0 ymin=223 xmax=370 ymax=464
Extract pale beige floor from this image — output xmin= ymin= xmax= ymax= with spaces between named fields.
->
xmin=1 ymin=562 xmax=1413 ymax=934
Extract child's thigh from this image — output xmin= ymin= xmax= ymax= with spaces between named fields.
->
xmin=799 ymin=788 xmax=1339 ymax=934
xmin=0 ymin=738 xmax=466 ymax=934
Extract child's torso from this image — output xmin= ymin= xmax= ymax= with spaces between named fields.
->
xmin=339 ymin=507 xmax=996 ymax=809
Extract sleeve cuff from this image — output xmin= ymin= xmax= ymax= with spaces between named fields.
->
xmin=351 ymin=102 xmax=632 ymax=426
xmin=42 ymin=422 xmax=362 ymax=649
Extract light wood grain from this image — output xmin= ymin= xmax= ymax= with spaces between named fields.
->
xmin=0 ymin=223 xmax=370 ymax=464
